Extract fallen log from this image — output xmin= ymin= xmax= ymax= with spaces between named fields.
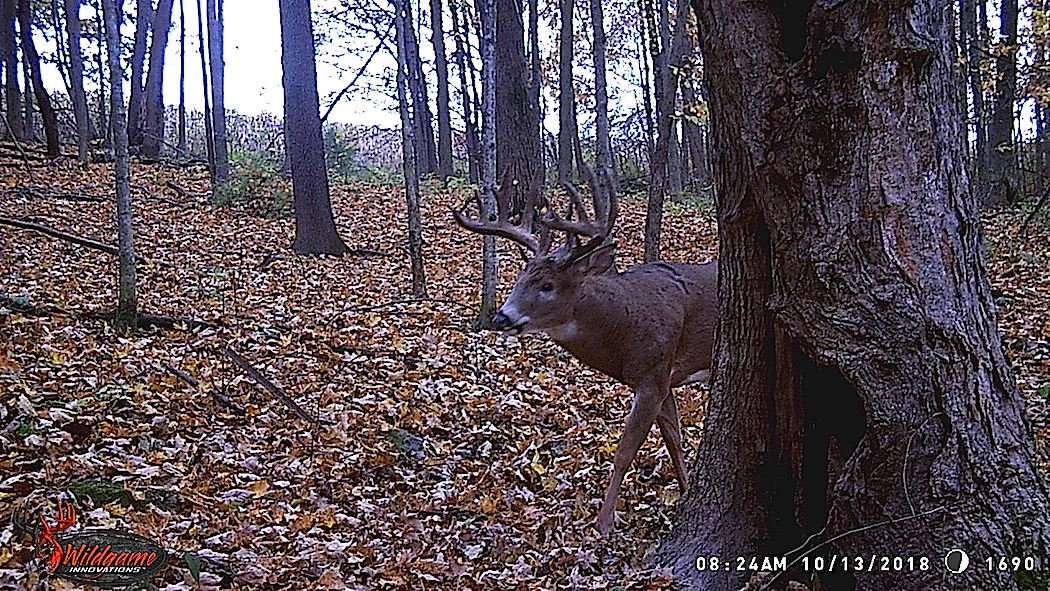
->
xmin=224 ymin=345 xmax=314 ymax=422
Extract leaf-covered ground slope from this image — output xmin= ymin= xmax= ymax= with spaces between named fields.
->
xmin=0 ymin=157 xmax=1046 ymax=590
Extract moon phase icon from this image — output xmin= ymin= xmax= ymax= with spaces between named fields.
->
xmin=944 ymin=549 xmax=970 ymax=574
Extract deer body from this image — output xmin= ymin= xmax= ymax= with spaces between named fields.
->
xmin=453 ymin=175 xmax=717 ymax=533
xmin=543 ymin=262 xmax=717 ymax=388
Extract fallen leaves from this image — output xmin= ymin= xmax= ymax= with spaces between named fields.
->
xmin=0 ymin=152 xmax=1046 ymax=590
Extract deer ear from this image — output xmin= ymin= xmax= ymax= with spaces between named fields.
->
xmin=567 ymin=242 xmax=616 ymax=275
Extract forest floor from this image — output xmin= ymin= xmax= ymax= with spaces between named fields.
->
xmin=0 ymin=150 xmax=1047 ymax=590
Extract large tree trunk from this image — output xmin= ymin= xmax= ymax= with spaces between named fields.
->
xmin=984 ymin=0 xmax=1018 ymax=207
xmin=556 ymin=0 xmax=576 ymax=183
xmin=101 ymin=0 xmax=137 ymax=331
xmin=496 ymin=0 xmax=543 ymax=212
xmin=206 ymin=0 xmax=228 ymax=185
xmin=449 ymin=0 xmax=478 ymax=183
xmin=128 ymin=0 xmax=151 ymax=148
xmin=430 ymin=0 xmax=453 ymax=178
xmin=392 ymin=0 xmax=427 ymax=296
xmin=279 ymin=0 xmax=348 ymax=256
xmin=658 ymin=2 xmax=1050 ymax=589
xmin=141 ymin=0 xmax=174 ymax=160
xmin=17 ymin=0 xmax=60 ymax=157
xmin=642 ymin=0 xmax=688 ymax=262
xmin=65 ymin=0 xmax=93 ymax=161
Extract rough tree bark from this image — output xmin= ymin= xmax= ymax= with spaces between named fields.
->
xmin=556 ymin=0 xmax=576 ymax=183
xmin=101 ymin=0 xmax=137 ymax=331
xmin=642 ymin=0 xmax=688 ymax=262
xmin=65 ymin=0 xmax=93 ymax=161
xmin=657 ymin=2 xmax=1050 ymax=590
xmin=128 ymin=0 xmax=151 ymax=148
xmin=278 ymin=0 xmax=349 ymax=256
xmin=984 ymin=0 xmax=1019 ymax=207
xmin=17 ymin=0 xmax=60 ymax=157
xmin=496 ymin=0 xmax=543 ymax=213
xmin=430 ymin=0 xmax=453 ymax=178
xmin=206 ymin=0 xmax=228 ymax=185
xmin=393 ymin=0 xmax=427 ymax=296
xmin=142 ymin=0 xmax=174 ymax=160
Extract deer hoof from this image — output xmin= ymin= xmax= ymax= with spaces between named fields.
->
xmin=595 ymin=512 xmax=616 ymax=535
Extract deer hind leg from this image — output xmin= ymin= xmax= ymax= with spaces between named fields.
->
xmin=655 ymin=393 xmax=689 ymax=492
xmin=596 ymin=380 xmax=666 ymax=534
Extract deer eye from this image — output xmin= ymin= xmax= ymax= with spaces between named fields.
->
xmin=540 ymin=282 xmax=554 ymax=292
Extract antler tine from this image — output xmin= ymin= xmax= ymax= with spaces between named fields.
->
xmin=562 ymin=182 xmax=591 ymax=223
xmin=450 ymin=170 xmax=544 ymax=255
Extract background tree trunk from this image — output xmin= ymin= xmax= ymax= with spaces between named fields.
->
xmin=65 ymin=0 xmax=93 ymax=161
xmin=496 ymin=0 xmax=543 ymax=212
xmin=556 ymin=0 xmax=576 ymax=183
xmin=642 ymin=0 xmax=687 ymax=262
xmin=589 ymin=0 xmax=613 ymax=219
xmin=430 ymin=0 xmax=453 ymax=178
xmin=449 ymin=0 xmax=478 ymax=183
xmin=141 ymin=0 xmax=174 ymax=160
xmin=279 ymin=0 xmax=348 ymax=256
xmin=206 ymin=0 xmax=228 ymax=185
xmin=20 ymin=48 xmax=33 ymax=139
xmin=404 ymin=2 xmax=436 ymax=176
xmin=658 ymin=2 xmax=1050 ymax=589
xmin=1 ymin=0 xmax=23 ymax=140
xmin=476 ymin=0 xmax=496 ymax=329
xmin=393 ymin=0 xmax=427 ymax=296
xmin=93 ymin=0 xmax=109 ymax=152
xmin=101 ymin=0 xmax=137 ymax=331
xmin=195 ymin=0 xmax=213 ymax=171
xmin=984 ymin=0 xmax=1019 ymax=206
xmin=128 ymin=0 xmax=151 ymax=148
xmin=177 ymin=0 xmax=186 ymax=155
xmin=17 ymin=0 xmax=60 ymax=157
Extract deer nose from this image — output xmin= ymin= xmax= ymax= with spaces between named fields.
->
xmin=491 ymin=312 xmax=512 ymax=331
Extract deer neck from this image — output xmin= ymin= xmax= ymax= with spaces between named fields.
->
xmin=543 ymin=275 xmax=628 ymax=381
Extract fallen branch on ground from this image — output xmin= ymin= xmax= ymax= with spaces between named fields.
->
xmin=0 ymin=216 xmax=129 ymax=259
xmin=6 ymin=187 xmax=106 ymax=203
xmin=224 ymin=345 xmax=314 ymax=422
xmin=82 ymin=310 xmax=220 ymax=332
xmin=159 ymin=362 xmax=246 ymax=415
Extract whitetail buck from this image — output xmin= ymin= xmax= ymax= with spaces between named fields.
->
xmin=453 ymin=175 xmax=717 ymax=533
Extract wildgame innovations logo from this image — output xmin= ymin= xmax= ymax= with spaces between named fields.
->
xmin=17 ymin=499 xmax=168 ymax=588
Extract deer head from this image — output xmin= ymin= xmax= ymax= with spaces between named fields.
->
xmin=452 ymin=170 xmax=619 ymax=335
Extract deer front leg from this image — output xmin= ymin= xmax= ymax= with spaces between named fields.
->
xmin=596 ymin=379 xmax=667 ymax=534
xmin=656 ymin=393 xmax=689 ymax=492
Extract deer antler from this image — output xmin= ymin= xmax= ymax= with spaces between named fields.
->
xmin=452 ymin=170 xmax=550 ymax=255
xmin=543 ymin=165 xmax=619 ymax=261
